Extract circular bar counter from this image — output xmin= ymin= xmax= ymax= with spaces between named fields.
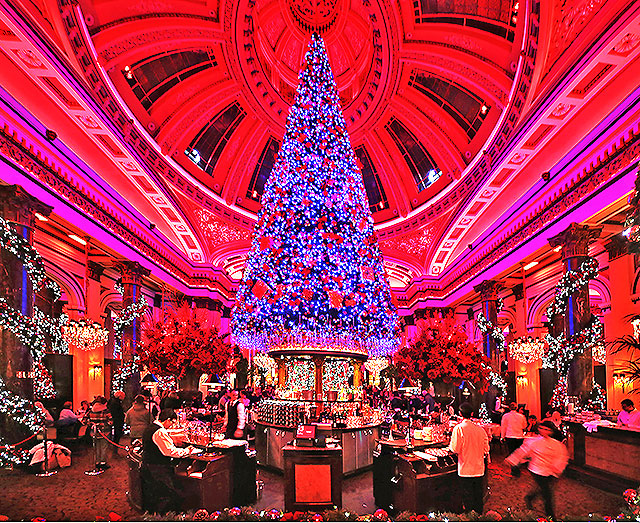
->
xmin=255 ymin=421 xmax=380 ymax=476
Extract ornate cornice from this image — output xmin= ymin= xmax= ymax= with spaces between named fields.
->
xmin=0 ymin=128 xmax=235 ymax=299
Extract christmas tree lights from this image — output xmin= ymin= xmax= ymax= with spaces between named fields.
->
xmin=232 ymin=34 xmax=400 ymax=357
xmin=285 ymin=359 xmax=314 ymax=391
xmin=322 ymin=359 xmax=353 ymax=392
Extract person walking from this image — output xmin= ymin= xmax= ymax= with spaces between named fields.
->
xmin=501 ymin=402 xmax=527 ymax=454
xmin=505 ymin=420 xmax=569 ymax=520
xmin=449 ymin=402 xmax=490 ymax=514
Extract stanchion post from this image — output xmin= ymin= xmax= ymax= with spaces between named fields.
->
xmin=84 ymin=423 xmax=104 ymax=476
xmin=35 ymin=426 xmax=57 ymax=477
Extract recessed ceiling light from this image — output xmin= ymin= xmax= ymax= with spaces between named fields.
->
xmin=523 ymin=261 xmax=539 ymax=270
xmin=68 ymin=234 xmax=87 ymax=245
xmin=34 ymin=213 xmax=49 ymax=222
xmin=553 ymin=245 xmax=562 ymax=252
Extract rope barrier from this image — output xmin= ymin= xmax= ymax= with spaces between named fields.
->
xmin=96 ymin=429 xmax=129 ymax=450
xmin=0 ymin=433 xmax=37 ymax=449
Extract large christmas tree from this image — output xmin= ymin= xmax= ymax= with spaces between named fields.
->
xmin=232 ymin=34 xmax=399 ymax=357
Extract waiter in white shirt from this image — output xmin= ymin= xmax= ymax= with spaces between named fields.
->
xmin=618 ymin=399 xmax=640 ymax=429
xmin=505 ymin=420 xmax=568 ymax=520
xmin=141 ymin=408 xmax=200 ymax=514
xmin=501 ymin=402 xmax=527 ymax=454
xmin=449 ymin=402 xmax=490 ymax=514
xmin=223 ymin=389 xmax=246 ymax=439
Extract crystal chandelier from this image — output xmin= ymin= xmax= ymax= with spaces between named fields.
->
xmin=509 ymin=336 xmax=545 ymax=364
xmin=63 ymin=319 xmax=108 ymax=352
xmin=253 ymin=353 xmax=276 ymax=371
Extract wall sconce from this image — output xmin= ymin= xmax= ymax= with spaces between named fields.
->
xmin=516 ymin=374 xmax=528 ymax=387
xmin=613 ymin=373 xmax=629 ymax=391
xmin=89 ymin=364 xmax=103 ymax=380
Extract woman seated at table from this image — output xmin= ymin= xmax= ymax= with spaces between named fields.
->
xmin=525 ymin=414 xmax=539 ymax=434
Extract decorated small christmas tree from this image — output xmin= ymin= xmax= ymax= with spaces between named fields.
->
xmin=232 ymin=34 xmax=399 ymax=356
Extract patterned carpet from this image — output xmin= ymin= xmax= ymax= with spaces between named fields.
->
xmin=0 ymin=441 xmax=623 ymax=521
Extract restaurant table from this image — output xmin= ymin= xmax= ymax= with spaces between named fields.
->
xmin=283 ymin=444 xmax=343 ymax=512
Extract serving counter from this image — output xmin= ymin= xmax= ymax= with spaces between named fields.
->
xmin=255 ymin=421 xmax=379 ymax=476
xmin=565 ymin=420 xmax=640 ymax=493
xmin=126 ymin=441 xmax=256 ymax=512
xmin=373 ymin=437 xmax=461 ymax=513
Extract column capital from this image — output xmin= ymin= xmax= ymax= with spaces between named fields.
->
xmin=605 ymin=235 xmax=630 ymax=262
xmin=548 ymin=222 xmax=602 ymax=259
xmin=114 ymin=260 xmax=151 ymax=284
xmin=87 ymin=260 xmax=105 ymax=281
xmin=0 ymin=185 xmax=53 ymax=227
xmin=473 ymin=279 xmax=503 ymax=301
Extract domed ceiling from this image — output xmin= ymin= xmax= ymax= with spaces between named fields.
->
xmin=76 ymin=0 xmax=525 ymax=275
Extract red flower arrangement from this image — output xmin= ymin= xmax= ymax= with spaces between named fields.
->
xmin=395 ymin=317 xmax=491 ymax=390
xmin=137 ymin=303 xmax=235 ymax=381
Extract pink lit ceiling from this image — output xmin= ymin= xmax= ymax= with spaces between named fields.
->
xmin=0 ymin=0 xmax=639 ymax=305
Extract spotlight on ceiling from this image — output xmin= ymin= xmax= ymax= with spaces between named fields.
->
xmin=69 ymin=234 xmax=87 ymax=245
xmin=523 ymin=261 xmax=539 ymax=271
xmin=541 ymin=171 xmax=551 ymax=181
xmin=480 ymin=104 xmax=489 ymax=115
xmin=45 ymin=129 xmax=57 ymax=141
xmin=34 ymin=212 xmax=49 ymax=222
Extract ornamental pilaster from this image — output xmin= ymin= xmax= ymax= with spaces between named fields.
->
xmin=0 ymin=185 xmax=52 ymax=402
xmin=114 ymin=261 xmax=150 ymax=362
xmin=473 ymin=279 xmax=503 ymax=368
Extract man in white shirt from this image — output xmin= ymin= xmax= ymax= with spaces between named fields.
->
xmin=505 ymin=420 xmax=569 ymax=520
xmin=141 ymin=409 xmax=200 ymax=513
xmin=617 ymin=399 xmax=640 ymax=429
xmin=501 ymin=402 xmax=527 ymax=454
xmin=449 ymin=403 xmax=490 ymax=514
xmin=223 ymin=389 xmax=246 ymax=439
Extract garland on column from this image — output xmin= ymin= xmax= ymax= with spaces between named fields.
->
xmin=476 ymin=297 xmax=505 ymax=352
xmin=110 ymin=279 xmax=148 ymax=377
xmin=0 ymin=218 xmax=69 ymax=466
xmin=542 ymin=257 xmax=605 ymax=386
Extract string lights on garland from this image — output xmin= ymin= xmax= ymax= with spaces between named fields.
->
xmin=0 ymin=375 xmax=45 ymax=467
xmin=543 ymin=256 xmax=606 ymax=405
xmin=545 ymin=257 xmax=599 ymax=318
xmin=478 ymin=403 xmax=491 ymax=423
xmin=0 ymin=216 xmax=61 ymax=300
xmin=111 ymin=357 xmax=140 ymax=395
xmin=232 ymin=34 xmax=400 ymax=358
xmin=476 ymin=298 xmax=505 ymax=352
xmin=550 ymin=375 xmax=568 ymax=409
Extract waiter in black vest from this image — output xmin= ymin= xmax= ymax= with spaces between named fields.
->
xmin=141 ymin=408 xmax=200 ymax=513
xmin=222 ymin=389 xmax=246 ymax=439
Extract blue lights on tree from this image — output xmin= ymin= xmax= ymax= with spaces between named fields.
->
xmin=232 ymin=34 xmax=400 ymax=357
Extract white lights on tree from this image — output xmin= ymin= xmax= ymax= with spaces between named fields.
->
xmin=63 ymin=319 xmax=108 ymax=351
xmin=509 ymin=336 xmax=545 ymax=364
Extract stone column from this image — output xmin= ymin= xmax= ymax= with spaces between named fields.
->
xmin=473 ymin=279 xmax=503 ymax=369
xmin=0 ymin=185 xmax=52 ymax=401
xmin=548 ymin=223 xmax=602 ymax=401
xmin=604 ymin=236 xmax=633 ymax=409
xmin=114 ymin=261 xmax=150 ymax=362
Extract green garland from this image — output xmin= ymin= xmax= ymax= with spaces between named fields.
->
xmin=0 ymin=218 xmax=69 ymax=466
xmin=543 ymin=257 xmax=604 ymax=391
xmin=476 ymin=298 xmax=505 ymax=353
